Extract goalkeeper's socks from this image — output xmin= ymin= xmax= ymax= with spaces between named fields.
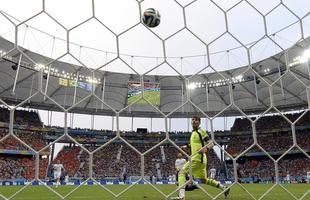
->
xmin=179 ymin=189 xmax=185 ymax=199
xmin=217 ymin=183 xmax=225 ymax=190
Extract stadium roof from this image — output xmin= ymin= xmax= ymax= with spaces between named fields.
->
xmin=0 ymin=36 xmax=309 ymax=118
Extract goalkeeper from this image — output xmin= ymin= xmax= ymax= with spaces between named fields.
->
xmin=174 ymin=115 xmax=230 ymax=200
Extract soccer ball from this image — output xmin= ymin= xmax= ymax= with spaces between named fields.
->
xmin=142 ymin=8 xmax=161 ymax=28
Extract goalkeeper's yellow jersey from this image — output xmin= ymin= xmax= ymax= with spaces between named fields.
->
xmin=190 ymin=127 xmax=209 ymax=163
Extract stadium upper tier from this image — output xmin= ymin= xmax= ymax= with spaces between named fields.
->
xmin=0 ymin=36 xmax=309 ymax=117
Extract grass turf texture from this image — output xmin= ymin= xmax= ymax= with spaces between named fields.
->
xmin=127 ymin=91 xmax=160 ymax=105
xmin=0 ymin=184 xmax=309 ymax=200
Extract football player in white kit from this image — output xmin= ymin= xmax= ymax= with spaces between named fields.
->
xmin=65 ymin=174 xmax=69 ymax=183
xmin=210 ymin=167 xmax=216 ymax=179
xmin=307 ymin=171 xmax=310 ymax=184
xmin=53 ymin=160 xmax=65 ymax=188
xmin=175 ymin=153 xmax=186 ymax=184
xmin=286 ymin=172 xmax=291 ymax=184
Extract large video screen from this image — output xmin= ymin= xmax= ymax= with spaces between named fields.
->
xmin=127 ymin=81 xmax=160 ymax=105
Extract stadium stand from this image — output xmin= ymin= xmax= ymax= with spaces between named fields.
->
xmin=0 ymin=109 xmax=309 ymax=184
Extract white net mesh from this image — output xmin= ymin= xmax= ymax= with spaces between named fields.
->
xmin=0 ymin=0 xmax=310 ymax=199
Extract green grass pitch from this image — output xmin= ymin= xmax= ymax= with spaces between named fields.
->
xmin=0 ymin=184 xmax=309 ymax=200
xmin=127 ymin=91 xmax=160 ymax=106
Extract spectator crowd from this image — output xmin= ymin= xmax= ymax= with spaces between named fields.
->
xmin=0 ymin=107 xmax=309 ymax=183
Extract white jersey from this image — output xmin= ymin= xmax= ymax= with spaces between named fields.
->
xmin=307 ymin=172 xmax=310 ymax=179
xmin=286 ymin=174 xmax=291 ymax=182
xmin=53 ymin=164 xmax=64 ymax=174
xmin=65 ymin=175 xmax=69 ymax=183
xmin=175 ymin=158 xmax=186 ymax=171
xmin=210 ymin=168 xmax=216 ymax=179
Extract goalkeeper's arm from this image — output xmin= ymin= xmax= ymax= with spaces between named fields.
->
xmin=199 ymin=137 xmax=214 ymax=154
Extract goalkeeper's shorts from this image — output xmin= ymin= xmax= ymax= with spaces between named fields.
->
xmin=181 ymin=160 xmax=207 ymax=180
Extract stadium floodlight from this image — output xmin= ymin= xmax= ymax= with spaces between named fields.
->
xmin=0 ymin=50 xmax=6 ymax=56
xmin=188 ymin=82 xmax=197 ymax=90
xmin=301 ymin=49 xmax=310 ymax=61
xmin=234 ymin=75 xmax=243 ymax=82
xmin=87 ymin=77 xmax=100 ymax=84
xmin=289 ymin=49 xmax=310 ymax=67
xmin=34 ymin=63 xmax=45 ymax=71
xmin=263 ymin=69 xmax=270 ymax=74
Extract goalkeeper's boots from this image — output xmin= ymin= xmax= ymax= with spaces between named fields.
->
xmin=224 ymin=186 xmax=230 ymax=199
